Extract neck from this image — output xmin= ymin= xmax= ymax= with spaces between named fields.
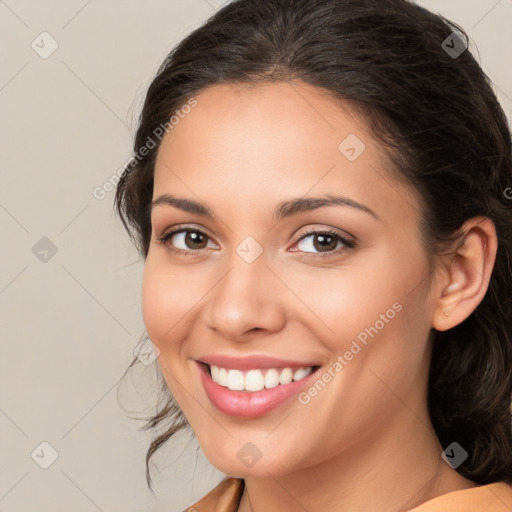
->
xmin=238 ymin=397 xmax=475 ymax=512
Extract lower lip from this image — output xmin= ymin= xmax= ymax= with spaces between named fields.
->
xmin=197 ymin=362 xmax=320 ymax=418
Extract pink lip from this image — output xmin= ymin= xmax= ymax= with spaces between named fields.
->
xmin=197 ymin=354 xmax=320 ymax=370
xmin=196 ymin=361 xmax=321 ymax=418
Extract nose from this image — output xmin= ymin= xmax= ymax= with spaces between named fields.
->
xmin=204 ymin=253 xmax=286 ymax=342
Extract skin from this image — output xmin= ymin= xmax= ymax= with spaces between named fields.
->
xmin=142 ymin=81 xmax=497 ymax=511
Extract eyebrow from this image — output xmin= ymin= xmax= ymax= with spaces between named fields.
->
xmin=150 ymin=193 xmax=380 ymax=222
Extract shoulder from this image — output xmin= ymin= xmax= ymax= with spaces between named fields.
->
xmin=408 ymin=481 xmax=512 ymax=512
xmin=182 ymin=478 xmax=512 ymax=511
xmin=184 ymin=477 xmax=244 ymax=512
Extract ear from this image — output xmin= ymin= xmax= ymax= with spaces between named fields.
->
xmin=432 ymin=216 xmax=498 ymax=332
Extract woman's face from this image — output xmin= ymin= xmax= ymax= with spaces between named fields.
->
xmin=142 ymin=81 xmax=438 ymax=477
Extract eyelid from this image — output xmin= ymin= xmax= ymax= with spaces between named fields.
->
xmin=294 ymin=224 xmax=356 ymax=243
xmin=291 ymin=228 xmax=356 ymax=256
xmin=157 ymin=222 xmax=212 ymax=237
xmin=156 ymin=224 xmax=217 ymax=248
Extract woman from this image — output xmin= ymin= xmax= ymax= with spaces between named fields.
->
xmin=115 ymin=0 xmax=512 ymax=510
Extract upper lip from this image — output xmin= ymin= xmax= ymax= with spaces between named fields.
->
xmin=197 ymin=354 xmax=321 ymax=371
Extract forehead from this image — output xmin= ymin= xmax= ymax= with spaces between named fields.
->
xmin=152 ymin=81 xmax=421 ymax=227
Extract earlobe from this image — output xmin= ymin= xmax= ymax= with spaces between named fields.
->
xmin=432 ymin=217 xmax=497 ymax=332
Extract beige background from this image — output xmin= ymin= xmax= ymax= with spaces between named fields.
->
xmin=0 ymin=0 xmax=511 ymax=510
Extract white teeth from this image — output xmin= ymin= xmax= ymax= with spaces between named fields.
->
xmin=293 ymin=367 xmax=312 ymax=381
xmin=264 ymin=369 xmax=280 ymax=389
xmin=245 ymin=369 xmax=265 ymax=392
xmin=218 ymin=367 xmax=229 ymax=387
xmin=226 ymin=369 xmax=245 ymax=391
xmin=209 ymin=365 xmax=315 ymax=392
xmin=279 ymin=368 xmax=293 ymax=385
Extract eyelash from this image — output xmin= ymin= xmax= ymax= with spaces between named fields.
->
xmin=156 ymin=226 xmax=356 ymax=259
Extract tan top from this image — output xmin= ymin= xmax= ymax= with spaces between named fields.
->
xmin=184 ymin=476 xmax=512 ymax=511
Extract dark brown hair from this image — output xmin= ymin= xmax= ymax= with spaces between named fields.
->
xmin=115 ymin=0 xmax=512 ymax=490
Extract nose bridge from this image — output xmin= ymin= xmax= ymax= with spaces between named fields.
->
xmin=205 ymin=245 xmax=284 ymax=339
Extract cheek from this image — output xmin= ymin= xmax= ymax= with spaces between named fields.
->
xmin=289 ymin=251 xmax=432 ymax=394
xmin=286 ymin=263 xmax=420 ymax=348
xmin=141 ymin=257 xmax=195 ymax=346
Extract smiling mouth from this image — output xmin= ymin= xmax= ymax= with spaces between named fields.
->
xmin=201 ymin=362 xmax=321 ymax=393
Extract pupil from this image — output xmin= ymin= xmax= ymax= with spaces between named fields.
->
xmin=187 ymin=231 xmax=205 ymax=248
xmin=314 ymin=234 xmax=335 ymax=252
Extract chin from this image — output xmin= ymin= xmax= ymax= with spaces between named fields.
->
xmin=200 ymin=440 xmax=299 ymax=479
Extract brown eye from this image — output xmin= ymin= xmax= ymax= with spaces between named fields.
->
xmin=292 ymin=229 xmax=356 ymax=258
xmin=182 ymin=231 xmax=208 ymax=249
xmin=312 ymin=233 xmax=339 ymax=252
xmin=157 ymin=227 xmax=216 ymax=253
